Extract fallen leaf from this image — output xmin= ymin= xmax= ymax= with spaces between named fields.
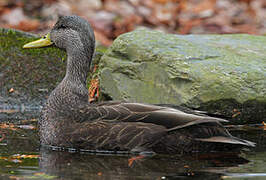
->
xmin=232 ymin=111 xmax=241 ymax=118
xmin=0 ymin=133 xmax=6 ymax=142
xmin=94 ymin=30 xmax=112 ymax=46
xmin=9 ymin=176 xmax=20 ymax=180
xmin=27 ymin=172 xmax=57 ymax=179
xmin=232 ymin=109 xmax=241 ymax=118
xmin=128 ymin=155 xmax=145 ymax=167
xmin=11 ymin=20 xmax=40 ymax=32
xmin=193 ymin=0 xmax=216 ymax=14
xmin=179 ymin=19 xmax=202 ymax=34
xmin=0 ymin=123 xmax=17 ymax=130
xmin=9 ymin=88 xmax=14 ymax=93
xmin=0 ymin=109 xmax=19 ymax=114
xmin=20 ymin=119 xmax=38 ymax=123
xmin=12 ymin=154 xmax=39 ymax=159
xmin=89 ymin=76 xmax=100 ymax=103
xmin=34 ymin=172 xmax=45 ymax=176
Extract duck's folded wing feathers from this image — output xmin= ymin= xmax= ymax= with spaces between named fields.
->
xmin=73 ymin=102 xmax=228 ymax=129
xmin=68 ymin=101 xmax=255 ymax=148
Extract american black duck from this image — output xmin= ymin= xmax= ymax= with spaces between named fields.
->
xmin=23 ymin=15 xmax=255 ymax=154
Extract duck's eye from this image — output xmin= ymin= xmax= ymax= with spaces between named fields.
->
xmin=58 ymin=24 xmax=67 ymax=29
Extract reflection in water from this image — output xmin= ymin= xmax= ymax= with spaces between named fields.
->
xmin=0 ymin=104 xmax=40 ymax=123
xmin=39 ymin=147 xmax=249 ymax=180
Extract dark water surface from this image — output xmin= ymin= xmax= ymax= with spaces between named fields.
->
xmin=0 ymin=107 xmax=266 ymax=180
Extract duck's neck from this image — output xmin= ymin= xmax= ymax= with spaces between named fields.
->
xmin=44 ymin=41 xmax=94 ymax=118
xmin=65 ymin=48 xmax=91 ymax=86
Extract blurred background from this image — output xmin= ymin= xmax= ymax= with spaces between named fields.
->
xmin=0 ymin=0 xmax=265 ymax=46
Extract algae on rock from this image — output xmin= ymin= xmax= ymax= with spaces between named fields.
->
xmin=0 ymin=28 xmax=104 ymax=121
xmin=0 ymin=28 xmax=67 ymax=106
xmin=99 ymin=28 xmax=266 ymax=123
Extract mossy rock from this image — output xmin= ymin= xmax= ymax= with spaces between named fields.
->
xmin=99 ymin=28 xmax=266 ymax=124
xmin=0 ymin=28 xmax=104 ymax=121
xmin=0 ymin=28 xmax=67 ymax=106
xmin=0 ymin=28 xmax=65 ymax=123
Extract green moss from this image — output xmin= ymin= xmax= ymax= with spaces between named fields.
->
xmin=0 ymin=28 xmax=106 ymax=105
xmin=0 ymin=28 xmax=66 ymax=102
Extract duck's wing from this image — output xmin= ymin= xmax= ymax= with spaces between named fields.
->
xmin=155 ymin=104 xmax=228 ymax=119
xmin=69 ymin=101 xmax=255 ymax=148
xmin=154 ymin=104 xmax=208 ymax=116
xmin=73 ymin=101 xmax=227 ymax=128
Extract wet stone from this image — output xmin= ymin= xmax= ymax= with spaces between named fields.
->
xmin=99 ymin=28 xmax=266 ymax=124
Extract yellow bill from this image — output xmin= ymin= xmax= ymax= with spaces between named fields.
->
xmin=23 ymin=33 xmax=53 ymax=48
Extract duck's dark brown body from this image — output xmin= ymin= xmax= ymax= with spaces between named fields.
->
xmin=24 ymin=15 xmax=254 ymax=154
xmin=41 ymin=98 xmax=254 ymax=154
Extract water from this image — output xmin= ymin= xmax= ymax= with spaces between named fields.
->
xmin=0 ymin=107 xmax=266 ymax=180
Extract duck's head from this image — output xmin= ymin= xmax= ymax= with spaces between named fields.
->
xmin=23 ymin=15 xmax=95 ymax=57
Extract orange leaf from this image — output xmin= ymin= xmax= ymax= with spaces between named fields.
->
xmin=0 ymin=123 xmax=17 ymax=130
xmin=12 ymin=154 xmax=39 ymax=159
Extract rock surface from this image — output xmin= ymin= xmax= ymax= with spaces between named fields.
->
xmin=0 ymin=28 xmax=66 ymax=121
xmin=0 ymin=28 xmax=67 ymax=99
xmin=99 ymin=28 xmax=266 ymax=123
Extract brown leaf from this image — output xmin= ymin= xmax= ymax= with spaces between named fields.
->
xmin=0 ymin=109 xmax=19 ymax=114
xmin=0 ymin=123 xmax=17 ymax=130
xmin=94 ymin=30 xmax=113 ymax=46
xmin=0 ymin=133 xmax=5 ymax=142
xmin=193 ymin=0 xmax=216 ymax=14
xmin=9 ymin=176 xmax=21 ymax=180
xmin=12 ymin=20 xmax=40 ymax=32
xmin=179 ymin=19 xmax=202 ymax=34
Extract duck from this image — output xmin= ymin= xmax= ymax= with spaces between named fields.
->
xmin=23 ymin=15 xmax=255 ymax=154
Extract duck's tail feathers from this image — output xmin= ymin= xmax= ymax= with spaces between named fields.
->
xmin=167 ymin=118 xmax=227 ymax=132
xmin=195 ymin=136 xmax=256 ymax=147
